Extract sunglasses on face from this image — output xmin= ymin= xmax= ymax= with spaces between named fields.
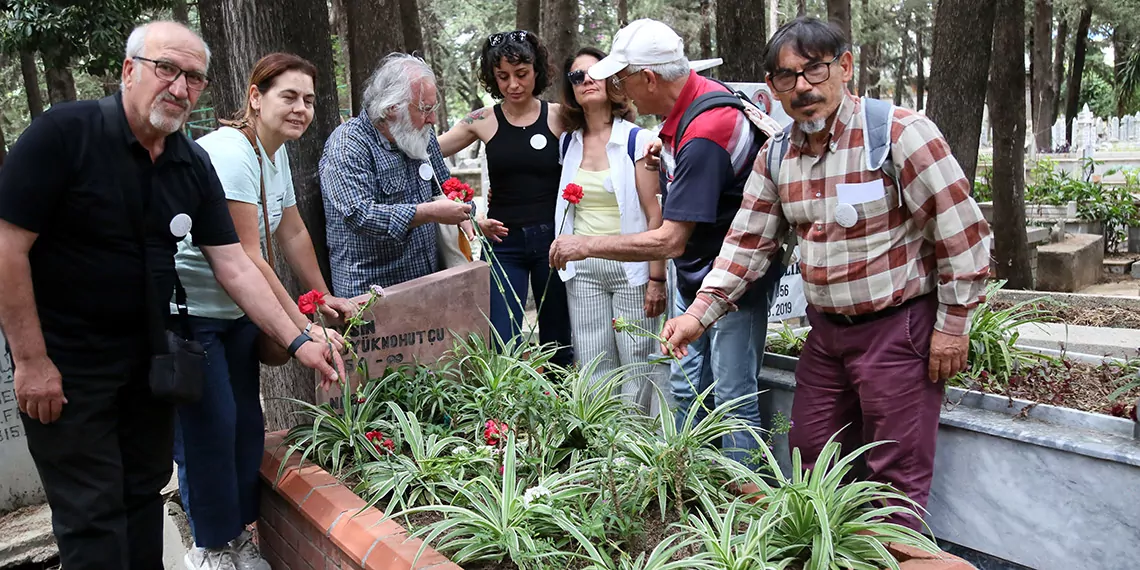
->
xmin=567 ymin=70 xmax=588 ymax=86
xmin=488 ymin=30 xmax=529 ymax=47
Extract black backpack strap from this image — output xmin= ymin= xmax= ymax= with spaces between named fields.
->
xmin=674 ymin=91 xmax=745 ymax=149
xmin=559 ymin=131 xmax=572 ymax=164
xmin=626 ymin=126 xmax=641 ymax=163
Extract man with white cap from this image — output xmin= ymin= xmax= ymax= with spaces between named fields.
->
xmin=549 ymin=18 xmax=782 ymax=474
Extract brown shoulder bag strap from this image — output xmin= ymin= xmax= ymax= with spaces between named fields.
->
xmin=236 ymin=124 xmax=276 ymax=270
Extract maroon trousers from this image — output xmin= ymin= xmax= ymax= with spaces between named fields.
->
xmin=790 ymin=295 xmax=944 ymax=530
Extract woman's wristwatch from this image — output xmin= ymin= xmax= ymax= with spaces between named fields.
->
xmin=287 ymin=331 xmax=314 ymax=357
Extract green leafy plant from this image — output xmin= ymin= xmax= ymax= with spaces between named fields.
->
xmin=682 ymin=497 xmax=791 ymax=570
xmin=580 ymin=532 xmax=714 ymax=570
xmin=353 ymin=402 xmax=489 ymax=516
xmin=765 ymin=323 xmax=808 ymax=358
xmin=753 ymin=434 xmax=941 ymax=570
xmin=951 ymin=281 xmax=1057 ymax=389
xmin=394 ymin=433 xmax=600 ymax=567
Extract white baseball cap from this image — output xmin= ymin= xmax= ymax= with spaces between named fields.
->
xmin=588 ymin=19 xmax=686 ymax=80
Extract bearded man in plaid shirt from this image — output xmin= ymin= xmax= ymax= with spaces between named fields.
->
xmin=662 ymin=17 xmax=991 ymax=529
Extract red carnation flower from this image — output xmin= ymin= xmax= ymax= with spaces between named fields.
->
xmin=442 ymin=177 xmax=474 ymax=202
xmin=483 ymin=419 xmax=509 ymax=446
xmin=562 ymin=183 xmax=584 ymax=204
xmin=381 ymin=438 xmax=396 ymax=452
xmin=297 ymin=290 xmax=326 ymax=316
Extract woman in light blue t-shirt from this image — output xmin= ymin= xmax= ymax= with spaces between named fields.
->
xmin=173 ymin=53 xmax=357 ymax=570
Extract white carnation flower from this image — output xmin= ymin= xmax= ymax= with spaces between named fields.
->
xmin=452 ymin=445 xmax=470 ymax=456
xmin=522 ymin=485 xmax=552 ymax=506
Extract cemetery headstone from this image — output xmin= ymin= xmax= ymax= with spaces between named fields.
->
xmin=1052 ymin=117 xmax=1066 ymax=150
xmin=1110 ymin=117 xmax=1120 ymax=141
xmin=0 ymin=329 xmax=46 ymax=514
xmin=1124 ymin=116 xmax=1134 ymax=142
xmin=768 ymin=246 xmax=808 ymax=323
xmin=318 ymin=261 xmax=491 ymax=409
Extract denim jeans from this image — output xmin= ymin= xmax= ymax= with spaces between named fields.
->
xmin=486 ymin=221 xmax=573 ymax=367
xmin=669 ymin=266 xmax=781 ymax=466
xmin=172 ymin=316 xmax=263 ymax=548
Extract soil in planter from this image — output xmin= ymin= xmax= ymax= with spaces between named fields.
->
xmin=958 ymin=360 xmax=1140 ymax=420
xmin=988 ymin=299 xmax=1140 ymax=330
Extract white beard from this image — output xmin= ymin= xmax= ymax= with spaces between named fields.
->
xmin=149 ymin=93 xmax=190 ymax=134
xmin=798 ymin=117 xmax=828 ymax=134
xmin=389 ymin=107 xmax=433 ymax=160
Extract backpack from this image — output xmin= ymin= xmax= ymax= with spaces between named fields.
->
xmin=673 ymin=78 xmax=778 ymax=152
xmin=766 ymin=96 xmax=898 ymax=265
xmin=560 ymin=125 xmax=643 ymax=165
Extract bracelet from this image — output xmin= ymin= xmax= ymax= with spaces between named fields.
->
xmin=304 ymin=322 xmax=313 ymax=334
xmin=649 ymin=276 xmax=666 ymax=283
xmin=286 ymin=331 xmax=313 ymax=357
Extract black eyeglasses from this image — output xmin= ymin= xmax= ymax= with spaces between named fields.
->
xmin=133 ymin=56 xmax=210 ymax=91
xmin=567 ymin=70 xmax=588 ymax=86
xmin=768 ymin=54 xmax=841 ymax=93
xmin=489 ymin=30 xmax=528 ymax=47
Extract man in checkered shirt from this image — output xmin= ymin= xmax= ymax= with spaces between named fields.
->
xmin=663 ymin=17 xmax=991 ymax=528
xmin=320 ymin=54 xmax=473 ymax=297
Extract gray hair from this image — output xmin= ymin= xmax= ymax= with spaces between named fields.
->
xmin=627 ymin=57 xmax=691 ymax=82
xmin=123 ymin=22 xmax=212 ymax=90
xmin=363 ymin=53 xmax=437 ymax=122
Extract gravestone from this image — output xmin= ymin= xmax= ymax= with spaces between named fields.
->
xmin=1124 ymin=116 xmax=1134 ymax=142
xmin=1052 ymin=117 xmax=1066 ymax=149
xmin=767 ymin=246 xmax=807 ymax=322
xmin=1110 ymin=117 xmax=1120 ymax=141
xmin=0 ymin=329 xmax=46 ymax=514
xmin=318 ymin=261 xmax=491 ymax=409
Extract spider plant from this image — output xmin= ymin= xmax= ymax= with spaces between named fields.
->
xmin=765 ymin=322 xmax=808 ymax=358
xmin=277 ymin=374 xmax=398 ymax=478
xmin=753 ymin=434 xmax=940 ymax=570
xmin=579 ymin=532 xmax=715 ymax=570
xmin=617 ymin=386 xmax=765 ymax=523
xmin=952 ymin=280 xmax=1057 ymax=389
xmin=352 ymin=402 xmax=489 ymax=517
xmin=393 ymin=432 xmax=601 ymax=567
xmin=681 ymin=496 xmax=792 ymax=570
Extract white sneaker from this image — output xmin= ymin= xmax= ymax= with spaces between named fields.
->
xmin=228 ymin=530 xmax=272 ymax=570
xmin=184 ymin=547 xmax=237 ymax=570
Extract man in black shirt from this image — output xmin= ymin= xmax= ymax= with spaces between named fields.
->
xmin=0 ymin=21 xmax=342 ymax=570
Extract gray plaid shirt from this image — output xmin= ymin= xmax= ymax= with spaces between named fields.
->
xmin=320 ymin=111 xmax=450 ymax=297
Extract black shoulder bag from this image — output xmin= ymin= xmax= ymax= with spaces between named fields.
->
xmin=99 ymin=96 xmax=205 ymax=404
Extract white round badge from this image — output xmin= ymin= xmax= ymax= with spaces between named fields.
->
xmin=169 ymin=213 xmax=193 ymax=238
xmin=529 ymin=134 xmax=548 ymax=150
xmin=418 ymin=162 xmax=434 ymax=181
xmin=834 ymin=203 xmax=858 ymax=228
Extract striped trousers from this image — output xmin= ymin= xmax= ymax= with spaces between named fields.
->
xmin=565 ymin=257 xmax=670 ymax=417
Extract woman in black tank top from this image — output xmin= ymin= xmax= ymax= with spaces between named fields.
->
xmin=437 ymin=30 xmax=573 ymax=367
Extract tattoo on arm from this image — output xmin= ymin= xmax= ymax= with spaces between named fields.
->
xmin=462 ymin=109 xmax=487 ymax=125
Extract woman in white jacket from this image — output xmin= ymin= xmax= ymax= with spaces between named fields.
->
xmin=556 ymin=46 xmax=668 ymax=415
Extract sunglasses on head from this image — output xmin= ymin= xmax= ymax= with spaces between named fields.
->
xmin=567 ymin=70 xmax=589 ymax=86
xmin=489 ymin=30 xmax=529 ymax=47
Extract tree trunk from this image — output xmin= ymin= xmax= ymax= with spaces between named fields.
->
xmin=990 ymin=0 xmax=1032 ymax=289
xmin=1031 ymin=0 xmax=1053 ymax=149
xmin=346 ymin=0 xmax=406 ymax=115
xmin=1113 ymin=25 xmax=1133 ymax=118
xmin=1064 ymin=5 xmax=1092 ymax=145
xmin=199 ymin=0 xmax=341 ymax=430
xmin=44 ymin=67 xmax=77 ymax=104
xmin=0 ymin=115 xmax=7 ymax=167
xmin=19 ymin=50 xmax=44 ymax=119
xmin=894 ymin=17 xmax=910 ymax=107
xmin=915 ymin=20 xmax=926 ymax=111
xmin=422 ymin=0 xmax=450 ymax=130
xmin=927 ymin=0 xmax=996 ymax=187
xmin=399 ymin=0 xmax=424 ymax=56
xmin=826 ymin=0 xmax=853 ymax=90
xmin=540 ymin=0 xmax=578 ymax=96
xmin=797 ymin=0 xmax=807 ymax=17
xmin=518 ymin=0 xmax=541 ymax=32
xmin=172 ymin=0 xmax=190 ymax=24
xmin=1051 ymin=17 xmax=1068 ymax=125
xmin=617 ymin=0 xmax=628 ymax=27
xmin=699 ymin=0 xmax=713 ymax=60
xmin=716 ymin=0 xmax=766 ymax=81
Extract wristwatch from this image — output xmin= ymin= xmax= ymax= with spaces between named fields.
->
xmin=287 ymin=331 xmax=313 ymax=357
